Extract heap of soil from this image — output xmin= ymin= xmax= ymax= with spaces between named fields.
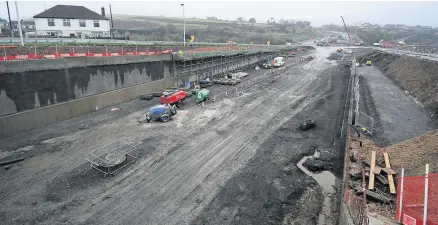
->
xmin=356 ymin=130 xmax=438 ymax=177
xmin=351 ymin=130 xmax=438 ymax=219
xmin=360 ymin=51 xmax=438 ymax=116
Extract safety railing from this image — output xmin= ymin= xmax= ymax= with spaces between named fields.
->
xmin=0 ymin=43 xmax=284 ymax=61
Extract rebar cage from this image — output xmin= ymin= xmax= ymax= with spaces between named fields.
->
xmin=86 ymin=138 xmax=142 ymax=176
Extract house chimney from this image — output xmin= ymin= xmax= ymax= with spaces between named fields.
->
xmin=101 ymin=7 xmax=105 ymax=17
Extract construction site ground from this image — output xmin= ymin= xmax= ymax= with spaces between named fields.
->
xmin=348 ymin=49 xmax=438 ymax=221
xmin=0 ymin=47 xmax=350 ymax=225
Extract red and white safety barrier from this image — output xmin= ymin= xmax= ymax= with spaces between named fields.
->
xmin=0 ymin=50 xmax=174 ymax=61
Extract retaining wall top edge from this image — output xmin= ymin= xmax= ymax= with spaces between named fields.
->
xmin=0 ymin=54 xmax=173 ymax=74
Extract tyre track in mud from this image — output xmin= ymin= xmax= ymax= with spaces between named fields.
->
xmin=77 ymin=59 xmax=324 ymax=225
xmin=192 ymin=60 xmax=350 ymax=225
xmin=0 ymin=57 xmax=306 ymax=202
xmin=0 ymin=51 xmax=340 ymax=225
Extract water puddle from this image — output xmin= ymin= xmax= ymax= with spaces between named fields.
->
xmin=297 ymin=150 xmax=337 ymax=225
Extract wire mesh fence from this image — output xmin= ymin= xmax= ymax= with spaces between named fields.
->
xmin=0 ymin=43 xmax=283 ymax=61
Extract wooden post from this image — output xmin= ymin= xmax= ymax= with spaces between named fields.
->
xmin=384 ymin=152 xmax=396 ymax=194
xmin=368 ymin=151 xmax=376 ymax=190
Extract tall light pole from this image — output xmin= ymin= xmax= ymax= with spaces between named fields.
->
xmin=109 ymin=4 xmax=114 ymax=39
xmin=181 ymin=3 xmax=185 ymax=47
xmin=14 ymin=1 xmax=24 ymax=46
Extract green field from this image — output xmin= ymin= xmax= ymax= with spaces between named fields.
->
xmin=113 ymin=14 xmax=316 ymax=45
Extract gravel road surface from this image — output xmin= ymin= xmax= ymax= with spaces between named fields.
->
xmin=0 ymin=47 xmax=349 ymax=225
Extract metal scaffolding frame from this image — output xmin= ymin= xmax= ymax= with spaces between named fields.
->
xmin=175 ymin=45 xmax=276 ymax=85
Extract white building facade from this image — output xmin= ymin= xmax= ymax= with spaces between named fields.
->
xmin=35 ymin=18 xmax=110 ymax=37
xmin=34 ymin=5 xmax=110 ymax=38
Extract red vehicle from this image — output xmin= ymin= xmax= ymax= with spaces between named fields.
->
xmin=382 ymin=41 xmax=392 ymax=48
xmin=160 ymin=90 xmax=186 ymax=107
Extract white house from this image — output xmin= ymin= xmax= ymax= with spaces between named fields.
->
xmin=33 ymin=5 xmax=110 ymax=38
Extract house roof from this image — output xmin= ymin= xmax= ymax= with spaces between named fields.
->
xmin=0 ymin=18 xmax=7 ymax=22
xmin=33 ymin=5 xmax=109 ymax=20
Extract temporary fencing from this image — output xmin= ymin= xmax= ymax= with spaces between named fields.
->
xmin=0 ymin=43 xmax=276 ymax=61
xmin=351 ymin=60 xmax=374 ymax=135
xmin=0 ymin=44 xmax=173 ymax=61
xmin=396 ymin=168 xmax=438 ymax=225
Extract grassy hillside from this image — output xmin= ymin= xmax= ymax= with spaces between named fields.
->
xmin=112 ymin=15 xmax=318 ymax=44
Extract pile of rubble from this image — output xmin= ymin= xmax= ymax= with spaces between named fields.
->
xmin=347 ymin=130 xmax=438 ymax=218
xmin=348 ymin=134 xmax=398 ymax=218
xmin=212 ymin=71 xmax=248 ymax=86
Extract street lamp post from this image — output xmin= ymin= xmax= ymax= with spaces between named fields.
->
xmin=15 ymin=1 xmax=24 ymax=46
xmin=181 ymin=3 xmax=185 ymax=47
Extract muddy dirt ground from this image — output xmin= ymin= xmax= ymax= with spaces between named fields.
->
xmin=0 ymin=47 xmax=349 ymax=225
xmin=356 ymin=65 xmax=435 ymax=146
xmin=346 ymin=48 xmax=438 ymax=221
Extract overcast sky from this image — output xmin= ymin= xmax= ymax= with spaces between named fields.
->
xmin=1 ymin=1 xmax=437 ymax=27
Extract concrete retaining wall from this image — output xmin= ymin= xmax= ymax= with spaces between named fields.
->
xmin=0 ymin=54 xmax=172 ymax=74
xmin=0 ymin=52 xmax=270 ymax=138
xmin=0 ymin=77 xmax=176 ymax=138
xmin=0 ymin=57 xmax=174 ymax=116
xmin=338 ymin=58 xmax=357 ymax=225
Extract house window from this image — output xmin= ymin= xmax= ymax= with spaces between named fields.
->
xmin=63 ymin=19 xmax=70 ymax=27
xmin=79 ymin=20 xmax=86 ymax=27
xmin=47 ymin=19 xmax=55 ymax=26
xmin=93 ymin=20 xmax=99 ymax=27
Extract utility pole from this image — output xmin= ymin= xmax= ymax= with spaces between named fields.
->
xmin=181 ymin=3 xmax=185 ymax=47
xmin=109 ymin=4 xmax=114 ymax=39
xmin=6 ymin=1 xmax=14 ymax=38
xmin=15 ymin=1 xmax=24 ymax=46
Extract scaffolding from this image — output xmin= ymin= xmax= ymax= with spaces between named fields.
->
xmin=175 ymin=45 xmax=276 ymax=87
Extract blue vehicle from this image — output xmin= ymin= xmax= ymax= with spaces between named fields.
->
xmin=146 ymin=104 xmax=177 ymax=123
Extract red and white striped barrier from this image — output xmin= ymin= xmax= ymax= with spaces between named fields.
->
xmin=0 ymin=50 xmax=173 ymax=61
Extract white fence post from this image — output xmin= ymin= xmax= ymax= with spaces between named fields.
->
xmin=398 ymin=168 xmax=405 ymax=223
xmin=423 ymin=164 xmax=429 ymax=225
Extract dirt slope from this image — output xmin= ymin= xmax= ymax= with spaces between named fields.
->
xmin=360 ymin=51 xmax=438 ymax=116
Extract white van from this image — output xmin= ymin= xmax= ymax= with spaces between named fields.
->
xmin=273 ymin=57 xmax=285 ymax=67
